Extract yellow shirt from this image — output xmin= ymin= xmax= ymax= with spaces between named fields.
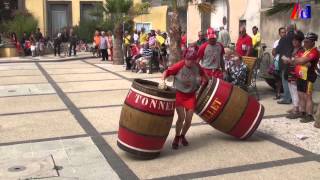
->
xmin=124 ymin=35 xmax=131 ymax=45
xmin=156 ymin=35 xmax=165 ymax=45
xmin=139 ymin=33 xmax=148 ymax=45
xmin=252 ymin=32 xmax=261 ymax=49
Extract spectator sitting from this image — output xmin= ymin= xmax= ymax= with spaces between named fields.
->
xmin=227 ymin=55 xmax=248 ymax=90
xmin=125 ymin=43 xmax=141 ymax=70
xmin=136 ymin=43 xmax=153 ymax=73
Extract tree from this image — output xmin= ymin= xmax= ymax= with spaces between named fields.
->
xmin=164 ymin=0 xmax=215 ymax=64
xmin=101 ymin=0 xmax=150 ymax=65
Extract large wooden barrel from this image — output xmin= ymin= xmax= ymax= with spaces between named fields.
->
xmin=118 ymin=79 xmax=176 ymax=158
xmin=196 ymin=78 xmax=264 ymax=139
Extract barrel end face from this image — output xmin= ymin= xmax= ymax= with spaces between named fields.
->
xmin=117 ymin=140 xmax=160 ymax=160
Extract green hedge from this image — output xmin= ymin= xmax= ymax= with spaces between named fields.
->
xmin=6 ymin=11 xmax=38 ymax=39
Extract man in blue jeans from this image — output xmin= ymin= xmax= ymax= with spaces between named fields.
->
xmin=275 ymin=25 xmax=295 ymax=104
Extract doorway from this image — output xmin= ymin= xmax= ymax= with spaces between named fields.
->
xmin=48 ymin=3 xmax=72 ymax=37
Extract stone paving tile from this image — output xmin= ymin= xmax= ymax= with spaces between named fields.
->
xmin=45 ymin=68 xmax=105 ymax=75
xmin=0 ymin=138 xmax=120 ymax=179
xmin=104 ymin=125 xmax=301 ymax=179
xmin=0 ymin=84 xmax=55 ymax=97
xmin=67 ymin=90 xmax=128 ymax=108
xmin=0 ymin=64 xmax=37 ymax=70
xmin=0 ymin=69 xmax=42 ymax=76
xmin=94 ymin=63 xmax=127 ymax=72
xmin=0 ymin=111 xmax=84 ymax=143
xmin=51 ymin=73 xmax=121 ymax=82
xmin=196 ymin=161 xmax=320 ymax=180
xmin=0 ymin=76 xmax=47 ymax=85
xmin=40 ymin=63 xmax=93 ymax=69
xmin=58 ymin=80 xmax=131 ymax=93
xmin=0 ymin=94 xmax=65 ymax=114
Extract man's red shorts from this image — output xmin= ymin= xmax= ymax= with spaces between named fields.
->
xmin=176 ymin=91 xmax=196 ymax=110
xmin=203 ymin=68 xmax=223 ymax=79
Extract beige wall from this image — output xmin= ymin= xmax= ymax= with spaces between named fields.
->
xmin=25 ymin=0 xmax=46 ymax=34
xmin=134 ymin=6 xmax=168 ymax=32
xmin=228 ymin=0 xmax=248 ymax=43
xmin=187 ymin=4 xmax=202 ymax=44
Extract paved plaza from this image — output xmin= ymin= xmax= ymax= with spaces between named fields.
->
xmin=0 ymin=56 xmax=319 ymax=179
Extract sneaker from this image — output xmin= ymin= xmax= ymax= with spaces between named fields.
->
xmin=137 ymin=70 xmax=143 ymax=73
xmin=172 ymin=136 xmax=180 ymax=150
xmin=180 ymin=135 xmax=189 ymax=146
xmin=286 ymin=112 xmax=305 ymax=119
xmin=146 ymin=69 xmax=150 ymax=74
xmin=300 ymin=114 xmax=315 ymax=123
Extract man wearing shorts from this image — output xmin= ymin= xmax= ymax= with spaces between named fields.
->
xmin=292 ymin=32 xmax=319 ymax=123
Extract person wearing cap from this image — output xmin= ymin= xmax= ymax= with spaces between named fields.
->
xmin=236 ymin=26 xmax=253 ymax=57
xmin=291 ymin=32 xmax=319 ymax=123
xmin=159 ymin=46 xmax=208 ymax=150
xmin=197 ymin=27 xmax=225 ymax=79
xmin=196 ymin=31 xmax=207 ymax=46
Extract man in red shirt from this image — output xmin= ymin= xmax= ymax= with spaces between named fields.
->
xmin=236 ymin=26 xmax=253 ymax=56
xmin=197 ymin=28 xmax=225 ymax=79
xmin=292 ymin=32 xmax=319 ymax=123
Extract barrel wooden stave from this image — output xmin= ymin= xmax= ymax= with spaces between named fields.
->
xmin=196 ymin=79 xmax=264 ymax=139
xmin=117 ymin=79 xmax=175 ymax=158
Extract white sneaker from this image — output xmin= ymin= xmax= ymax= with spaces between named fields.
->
xmin=138 ymin=70 xmax=143 ymax=73
xmin=146 ymin=70 xmax=150 ymax=74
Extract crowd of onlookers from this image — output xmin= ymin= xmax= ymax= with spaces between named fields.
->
xmin=268 ymin=24 xmax=320 ymax=128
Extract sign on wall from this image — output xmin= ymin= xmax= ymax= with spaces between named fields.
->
xmin=291 ymin=3 xmax=312 ymax=20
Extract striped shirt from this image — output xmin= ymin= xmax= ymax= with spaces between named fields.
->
xmin=143 ymin=48 xmax=153 ymax=57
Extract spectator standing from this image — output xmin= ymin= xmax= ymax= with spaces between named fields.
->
xmin=236 ymin=26 xmax=253 ymax=56
xmin=275 ymin=24 xmax=295 ymax=104
xmin=93 ymin=30 xmax=101 ymax=57
xmin=20 ymin=32 xmax=29 ymax=56
xmin=271 ymin=27 xmax=287 ymax=100
xmin=99 ymin=31 xmax=108 ymax=61
xmin=107 ymin=31 xmax=113 ymax=61
xmin=133 ymin=30 xmax=139 ymax=44
xmin=198 ymin=27 xmax=225 ymax=79
xmin=123 ymin=31 xmax=132 ymax=60
xmin=292 ymin=32 xmax=319 ymax=122
xmin=61 ymin=28 xmax=69 ymax=56
xmin=252 ymin=26 xmax=261 ymax=57
xmin=69 ymin=28 xmax=77 ymax=56
xmin=53 ymin=33 xmax=62 ymax=57
xmin=139 ymin=28 xmax=148 ymax=45
xmin=29 ymin=32 xmax=36 ymax=57
xmin=283 ymin=31 xmax=305 ymax=118
xmin=218 ymin=26 xmax=231 ymax=47
xmin=196 ymin=31 xmax=207 ymax=47
xmin=35 ymin=28 xmax=43 ymax=56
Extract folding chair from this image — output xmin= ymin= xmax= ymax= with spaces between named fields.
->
xmin=242 ymin=56 xmax=260 ymax=100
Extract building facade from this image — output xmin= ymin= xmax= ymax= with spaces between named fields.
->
xmin=22 ymin=0 xmax=103 ymax=37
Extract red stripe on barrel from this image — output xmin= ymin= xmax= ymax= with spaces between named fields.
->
xmin=118 ymin=126 xmax=166 ymax=151
xmin=199 ymin=80 xmax=232 ymax=124
xmin=228 ymin=96 xmax=261 ymax=138
xmin=125 ymin=88 xmax=175 ymax=116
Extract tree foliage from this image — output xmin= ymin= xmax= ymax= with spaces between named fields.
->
xmin=6 ymin=11 xmax=38 ymax=39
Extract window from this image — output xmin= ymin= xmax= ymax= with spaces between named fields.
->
xmin=135 ymin=23 xmax=151 ymax=32
xmin=80 ymin=2 xmax=102 ymax=22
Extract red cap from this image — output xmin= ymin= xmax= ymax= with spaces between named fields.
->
xmin=207 ymin=27 xmax=216 ymax=39
xmin=183 ymin=46 xmax=198 ymax=61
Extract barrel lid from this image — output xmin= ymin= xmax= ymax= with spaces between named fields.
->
xmin=132 ymin=79 xmax=176 ymax=99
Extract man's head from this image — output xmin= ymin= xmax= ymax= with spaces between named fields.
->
xmin=95 ymin=30 xmax=100 ymax=36
xmin=124 ymin=31 xmax=128 ymax=35
xmin=207 ymin=27 xmax=217 ymax=45
xmin=150 ymin=30 xmax=155 ymax=36
xmin=239 ymin=26 xmax=246 ymax=37
xmin=183 ymin=46 xmax=198 ymax=67
xmin=144 ymin=43 xmax=149 ymax=49
xmin=292 ymin=30 xmax=304 ymax=48
xmin=101 ymin=31 xmax=105 ymax=36
xmin=156 ymin=29 xmax=161 ymax=35
xmin=278 ymin=27 xmax=286 ymax=38
xmin=141 ymin=27 xmax=145 ymax=33
xmin=304 ymin=32 xmax=318 ymax=49
xmin=37 ymin=28 xmax=40 ymax=32
xmin=252 ymin=26 xmax=258 ymax=35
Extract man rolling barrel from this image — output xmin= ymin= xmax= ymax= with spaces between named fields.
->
xmin=159 ymin=46 xmax=208 ymax=149
xmin=197 ymin=27 xmax=225 ymax=79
